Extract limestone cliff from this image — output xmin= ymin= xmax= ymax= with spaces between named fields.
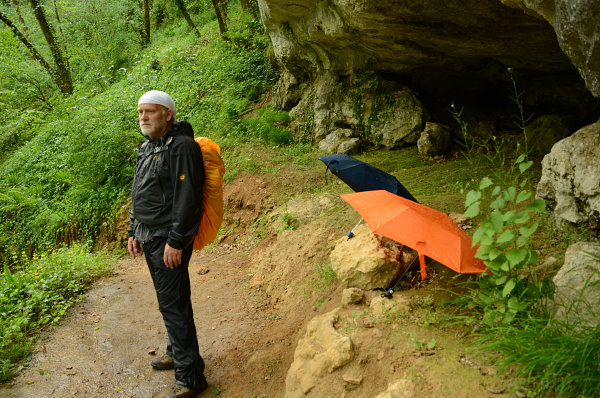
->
xmin=257 ymin=0 xmax=600 ymax=152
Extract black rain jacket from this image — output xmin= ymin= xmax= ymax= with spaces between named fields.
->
xmin=128 ymin=121 xmax=204 ymax=250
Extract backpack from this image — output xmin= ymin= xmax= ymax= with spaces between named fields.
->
xmin=193 ymin=137 xmax=225 ymax=251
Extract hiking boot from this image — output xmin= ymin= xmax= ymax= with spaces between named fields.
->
xmin=151 ymin=354 xmax=174 ymax=370
xmin=153 ymin=377 xmax=208 ymax=398
xmin=163 ymin=383 xmax=201 ymax=398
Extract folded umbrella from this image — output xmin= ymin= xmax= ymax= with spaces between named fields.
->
xmin=340 ymin=190 xmax=487 ymax=280
xmin=318 ymin=154 xmax=418 ymax=202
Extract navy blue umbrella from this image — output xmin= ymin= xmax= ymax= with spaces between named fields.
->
xmin=318 ymin=154 xmax=418 ymax=203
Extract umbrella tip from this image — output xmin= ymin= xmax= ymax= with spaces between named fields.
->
xmin=346 ymin=231 xmax=354 ymax=240
xmin=383 ymin=288 xmax=394 ymax=299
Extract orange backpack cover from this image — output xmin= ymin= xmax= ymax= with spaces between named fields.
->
xmin=193 ymin=137 xmax=225 ymax=251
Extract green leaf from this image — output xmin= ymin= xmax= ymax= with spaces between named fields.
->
xmin=519 ymin=221 xmax=539 ymax=238
xmin=502 ymin=311 xmax=516 ymax=324
xmin=465 ymin=190 xmax=481 ymax=208
xmin=505 ymin=248 xmax=528 ymax=268
xmin=488 ymin=255 xmax=506 ymax=271
xmin=502 ymin=210 xmax=515 ymax=223
xmin=495 ymin=301 xmax=506 ymax=313
xmin=489 ymin=248 xmax=501 ymax=261
xmin=528 ymin=250 xmax=539 ymax=265
xmin=496 ymin=230 xmax=515 ymax=245
xmin=516 ymin=235 xmax=528 ymax=247
xmin=500 ymin=260 xmax=510 ymax=272
xmin=526 ymin=199 xmax=546 ymax=213
xmin=479 ymin=177 xmax=493 ymax=190
xmin=476 ymin=245 xmax=490 ymax=260
xmin=515 ymin=190 xmax=532 ymax=203
xmin=464 ymin=202 xmax=480 ymax=218
xmin=515 ymin=153 xmax=526 ymax=164
xmin=491 ymin=186 xmax=501 ymax=196
xmin=507 ymin=296 xmax=528 ymax=312
xmin=519 ymin=160 xmax=533 ymax=174
xmin=505 ymin=186 xmax=516 ymax=202
xmin=520 ymin=178 xmax=528 ymax=188
xmin=502 ymin=278 xmax=516 ymax=297
xmin=514 ymin=211 xmax=530 ymax=224
xmin=487 ymin=212 xmax=505 ymax=233
xmin=495 ymin=275 xmax=507 ymax=285
xmin=489 ymin=196 xmax=506 ymax=210
xmin=427 ymin=339 xmax=436 ymax=350
xmin=479 ymin=233 xmax=494 ymax=246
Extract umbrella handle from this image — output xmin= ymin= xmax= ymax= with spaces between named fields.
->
xmin=346 ymin=218 xmax=364 ymax=240
xmin=416 ymin=242 xmax=427 ymax=280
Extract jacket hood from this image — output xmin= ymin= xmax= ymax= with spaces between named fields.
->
xmin=146 ymin=121 xmax=194 ymax=141
xmin=167 ymin=121 xmax=194 ymax=139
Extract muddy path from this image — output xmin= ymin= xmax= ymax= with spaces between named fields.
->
xmin=0 ymin=243 xmax=292 ymax=398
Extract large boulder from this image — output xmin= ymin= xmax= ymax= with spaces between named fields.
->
xmin=536 ymin=119 xmax=600 ymax=226
xmin=290 ymin=73 xmax=427 ymax=151
xmin=329 ymin=224 xmax=407 ymax=290
xmin=417 ymin=122 xmax=451 ymax=157
xmin=525 ymin=114 xmax=570 ymax=157
xmin=550 ymin=241 xmax=600 ymax=327
xmin=284 ymin=309 xmax=355 ymax=397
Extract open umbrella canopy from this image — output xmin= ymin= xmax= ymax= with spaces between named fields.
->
xmin=340 ymin=190 xmax=487 ymax=280
xmin=319 ymin=154 xmax=418 ymax=202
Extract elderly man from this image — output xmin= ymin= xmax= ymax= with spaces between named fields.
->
xmin=128 ymin=90 xmax=207 ymax=397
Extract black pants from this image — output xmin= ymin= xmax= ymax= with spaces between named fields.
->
xmin=144 ymin=238 xmax=206 ymax=389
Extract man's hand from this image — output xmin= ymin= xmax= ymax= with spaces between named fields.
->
xmin=128 ymin=237 xmax=143 ymax=258
xmin=163 ymin=243 xmax=183 ymax=269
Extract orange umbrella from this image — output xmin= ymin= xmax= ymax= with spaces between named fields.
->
xmin=340 ymin=190 xmax=487 ymax=280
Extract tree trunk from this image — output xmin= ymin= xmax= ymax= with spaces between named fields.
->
xmin=0 ymin=10 xmax=58 ymax=84
xmin=11 ymin=0 xmax=30 ymax=38
xmin=174 ymin=0 xmax=201 ymax=38
xmin=143 ymin=0 xmax=150 ymax=45
xmin=210 ymin=0 xmax=228 ymax=34
xmin=52 ymin=0 xmax=70 ymax=72
xmin=28 ymin=0 xmax=73 ymax=94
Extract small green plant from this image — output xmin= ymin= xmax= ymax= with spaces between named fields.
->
xmin=278 ymin=210 xmax=298 ymax=231
xmin=410 ymin=332 xmax=436 ymax=351
xmin=506 ymin=67 xmax=532 ymax=156
xmin=464 ymin=156 xmax=549 ymax=325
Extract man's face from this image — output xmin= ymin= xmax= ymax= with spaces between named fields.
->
xmin=138 ymin=103 xmax=172 ymax=139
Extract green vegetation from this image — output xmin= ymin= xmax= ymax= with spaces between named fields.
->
xmin=464 ymin=158 xmax=548 ymax=325
xmin=0 ymin=245 xmax=115 ymax=381
xmin=449 ymin=70 xmax=599 ymax=397
xmin=0 ymin=2 xmax=279 ymax=267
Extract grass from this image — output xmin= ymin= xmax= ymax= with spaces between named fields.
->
xmin=475 ymin=317 xmax=600 ymax=397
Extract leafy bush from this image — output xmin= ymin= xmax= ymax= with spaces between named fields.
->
xmin=0 ymin=245 xmax=115 ymax=381
xmin=463 ymin=155 xmax=550 ymax=325
xmin=240 ymin=108 xmax=293 ymax=144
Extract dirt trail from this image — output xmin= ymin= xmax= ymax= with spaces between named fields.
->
xmin=0 ymin=243 xmax=289 ymax=397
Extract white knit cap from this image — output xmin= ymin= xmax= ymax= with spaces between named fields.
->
xmin=138 ymin=90 xmax=177 ymax=120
